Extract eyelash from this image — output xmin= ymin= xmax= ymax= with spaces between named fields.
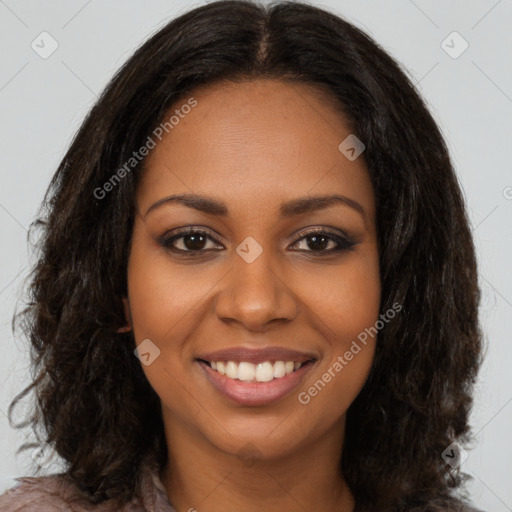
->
xmin=158 ymin=227 xmax=357 ymax=256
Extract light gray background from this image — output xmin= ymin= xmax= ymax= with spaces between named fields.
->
xmin=0 ymin=1 xmax=510 ymax=510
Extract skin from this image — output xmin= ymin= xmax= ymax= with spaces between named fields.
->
xmin=121 ymin=79 xmax=381 ymax=512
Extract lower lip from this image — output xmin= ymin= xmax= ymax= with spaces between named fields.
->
xmin=197 ymin=360 xmax=315 ymax=406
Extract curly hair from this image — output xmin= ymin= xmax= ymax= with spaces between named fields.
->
xmin=8 ymin=0 xmax=483 ymax=510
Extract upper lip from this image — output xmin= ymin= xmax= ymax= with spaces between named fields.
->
xmin=197 ymin=346 xmax=318 ymax=364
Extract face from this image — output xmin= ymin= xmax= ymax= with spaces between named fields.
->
xmin=124 ymin=79 xmax=380 ymax=461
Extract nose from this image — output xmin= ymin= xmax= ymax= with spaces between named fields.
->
xmin=214 ymin=248 xmax=299 ymax=331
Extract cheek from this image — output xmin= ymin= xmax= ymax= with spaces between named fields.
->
xmin=126 ymin=231 xmax=215 ymax=345
xmin=295 ymin=250 xmax=380 ymax=413
xmin=125 ymin=228 xmax=208 ymax=386
xmin=300 ymin=245 xmax=381 ymax=345
xmin=126 ymin=241 xmax=210 ymax=419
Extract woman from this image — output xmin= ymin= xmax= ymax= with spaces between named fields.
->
xmin=0 ymin=1 xmax=483 ymax=510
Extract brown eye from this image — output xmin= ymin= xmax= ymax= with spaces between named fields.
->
xmin=159 ymin=229 xmax=223 ymax=253
xmin=290 ymin=229 xmax=356 ymax=254
xmin=303 ymin=234 xmax=333 ymax=251
xmin=180 ymin=233 xmax=207 ymax=251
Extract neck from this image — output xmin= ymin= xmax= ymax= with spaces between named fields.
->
xmin=160 ymin=412 xmax=355 ymax=512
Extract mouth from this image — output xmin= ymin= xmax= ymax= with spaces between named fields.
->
xmin=195 ymin=347 xmax=318 ymax=406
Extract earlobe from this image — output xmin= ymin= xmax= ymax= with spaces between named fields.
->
xmin=117 ymin=297 xmax=132 ymax=333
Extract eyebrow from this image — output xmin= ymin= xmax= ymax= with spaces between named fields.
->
xmin=144 ymin=193 xmax=366 ymax=221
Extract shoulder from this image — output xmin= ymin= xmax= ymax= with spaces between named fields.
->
xmin=0 ymin=475 xmax=106 ymax=511
xmin=0 ymin=453 xmax=172 ymax=512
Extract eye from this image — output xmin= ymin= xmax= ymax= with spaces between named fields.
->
xmin=158 ymin=227 xmax=357 ymax=255
xmin=289 ymin=228 xmax=356 ymax=254
xmin=158 ymin=228 xmax=224 ymax=253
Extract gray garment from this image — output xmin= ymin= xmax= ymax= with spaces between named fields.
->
xmin=0 ymin=455 xmax=176 ymax=511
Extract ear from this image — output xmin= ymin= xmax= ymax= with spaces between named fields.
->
xmin=117 ymin=297 xmax=132 ymax=333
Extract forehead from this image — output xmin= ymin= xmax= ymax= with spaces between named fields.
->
xmin=137 ymin=79 xmax=374 ymax=221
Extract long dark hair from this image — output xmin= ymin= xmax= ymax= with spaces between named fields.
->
xmin=9 ymin=1 xmax=482 ymax=510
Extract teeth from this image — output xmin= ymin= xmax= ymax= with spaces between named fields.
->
xmin=207 ymin=360 xmax=306 ymax=382
xmin=238 ymin=361 xmax=256 ymax=381
xmin=255 ymin=362 xmax=274 ymax=382
xmin=273 ymin=361 xmax=285 ymax=378
xmin=225 ymin=361 xmax=238 ymax=379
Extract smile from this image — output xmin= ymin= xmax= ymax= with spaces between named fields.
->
xmin=196 ymin=346 xmax=318 ymax=406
